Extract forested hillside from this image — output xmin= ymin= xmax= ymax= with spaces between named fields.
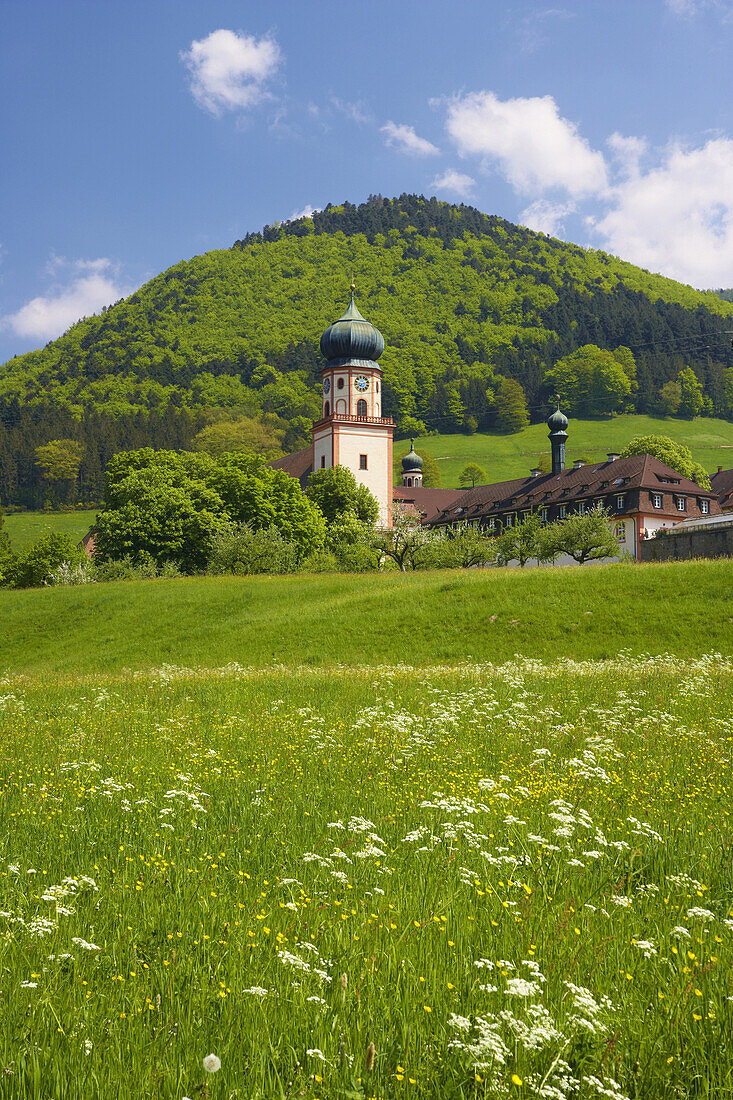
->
xmin=2 ymin=194 xmax=733 ymax=507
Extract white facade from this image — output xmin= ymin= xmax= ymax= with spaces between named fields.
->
xmin=313 ymin=365 xmax=393 ymax=527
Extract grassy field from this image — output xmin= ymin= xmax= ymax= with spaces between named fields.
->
xmin=3 ymin=510 xmax=97 ymax=551
xmin=1 ymin=560 xmax=733 ymax=677
xmin=393 ymin=415 xmax=733 ymax=487
xmin=0 ymin=658 xmax=731 ymax=1098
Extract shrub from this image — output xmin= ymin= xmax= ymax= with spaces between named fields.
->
xmin=207 ymin=523 xmax=298 ymax=576
xmin=3 ymin=532 xmax=87 ymax=589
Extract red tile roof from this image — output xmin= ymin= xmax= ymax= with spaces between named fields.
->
xmin=431 ymin=454 xmax=718 ymax=525
xmin=393 ymin=486 xmax=465 ymax=522
xmin=712 ymin=467 xmax=733 ymax=511
xmin=270 ymin=447 xmax=313 ymax=489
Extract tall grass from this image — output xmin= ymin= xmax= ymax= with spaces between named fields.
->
xmin=0 ymin=657 xmax=731 ymax=1097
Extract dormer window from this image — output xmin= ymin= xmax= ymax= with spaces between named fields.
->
xmin=700 ymin=499 xmax=710 ymax=514
xmin=616 ymin=494 xmax=625 ymax=510
xmin=652 ymin=493 xmax=662 ymax=509
xmin=578 ymin=501 xmax=586 ymax=515
xmin=676 ymin=496 xmax=687 ymax=512
xmin=541 ymin=507 xmax=548 ymax=523
xmin=559 ymin=504 xmax=566 ymax=519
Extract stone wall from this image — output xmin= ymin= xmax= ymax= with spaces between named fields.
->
xmin=640 ymin=526 xmax=733 ymax=562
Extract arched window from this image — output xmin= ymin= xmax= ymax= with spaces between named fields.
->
xmin=376 ymin=381 xmax=379 ymax=393
xmin=337 ymin=377 xmax=344 ymax=389
xmin=357 ymin=399 xmax=367 ymax=417
xmin=406 ymin=477 xmax=412 ymax=487
xmin=324 ymin=401 xmax=330 ymax=416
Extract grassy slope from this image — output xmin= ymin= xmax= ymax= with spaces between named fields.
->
xmin=394 ymin=415 xmax=733 ymax=487
xmin=4 ymin=509 xmax=97 ymax=550
xmin=2 ymin=559 xmax=731 ymax=677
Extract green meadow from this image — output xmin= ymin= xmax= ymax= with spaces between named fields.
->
xmin=3 ymin=510 xmax=97 ymax=551
xmin=393 ymin=415 xmax=733 ymax=487
xmin=2 ymin=562 xmax=733 ymax=1098
xmin=0 ymin=658 xmax=731 ymax=1098
xmin=1 ymin=560 xmax=732 ymax=677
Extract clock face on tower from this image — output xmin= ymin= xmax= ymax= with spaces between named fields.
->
xmin=323 ymin=377 xmax=330 ymax=393
xmin=354 ymin=376 xmax=369 ymax=392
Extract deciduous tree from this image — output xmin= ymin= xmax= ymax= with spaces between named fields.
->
xmin=544 ymin=506 xmax=620 ymax=565
xmin=459 ymin=463 xmax=487 ymax=488
xmin=306 ymin=465 xmax=379 ymax=526
xmin=494 ymin=377 xmax=529 ymax=433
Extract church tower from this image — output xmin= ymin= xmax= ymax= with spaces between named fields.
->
xmin=313 ymin=287 xmax=394 ymax=526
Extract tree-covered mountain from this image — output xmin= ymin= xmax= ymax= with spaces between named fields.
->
xmin=2 ymin=193 xmax=732 ymax=507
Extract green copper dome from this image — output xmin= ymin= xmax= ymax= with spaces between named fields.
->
xmin=547 ymin=403 xmax=568 ymax=433
xmin=402 ymin=439 xmax=423 ymax=472
xmin=320 ymin=293 xmax=385 ymax=364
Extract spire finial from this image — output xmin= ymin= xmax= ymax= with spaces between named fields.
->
xmin=349 ymin=271 xmax=356 ymax=299
xmin=555 ymin=393 xmax=561 ymax=410
xmin=410 ymin=437 xmax=415 ymax=450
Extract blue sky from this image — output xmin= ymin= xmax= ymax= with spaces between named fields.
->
xmin=1 ymin=0 xmax=732 ymax=362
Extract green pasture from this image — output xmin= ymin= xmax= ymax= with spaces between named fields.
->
xmin=0 ymin=658 xmax=731 ymax=1097
xmin=1 ymin=559 xmax=732 ymax=677
xmin=394 ymin=415 xmax=733 ymax=487
xmin=3 ymin=510 xmax=96 ymax=551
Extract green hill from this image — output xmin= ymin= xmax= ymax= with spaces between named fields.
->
xmin=394 ymin=414 xmax=733 ymax=487
xmin=2 ymin=194 xmax=733 ymax=508
xmin=0 ymin=560 xmax=731 ymax=677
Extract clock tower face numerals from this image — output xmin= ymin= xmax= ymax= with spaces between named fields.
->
xmin=323 ymin=377 xmax=331 ymax=394
xmin=354 ymin=376 xmax=369 ymax=392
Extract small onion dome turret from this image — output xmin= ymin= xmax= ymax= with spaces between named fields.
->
xmin=320 ymin=293 xmax=385 ymax=364
xmin=402 ymin=439 xmax=423 ymax=473
xmin=547 ymin=400 xmax=568 ymax=433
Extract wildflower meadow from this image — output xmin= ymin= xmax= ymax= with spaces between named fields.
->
xmin=0 ymin=654 xmax=731 ymax=1098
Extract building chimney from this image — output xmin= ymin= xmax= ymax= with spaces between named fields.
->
xmin=607 ymin=452 xmax=620 ymax=462
xmin=573 ymin=459 xmax=585 ymax=470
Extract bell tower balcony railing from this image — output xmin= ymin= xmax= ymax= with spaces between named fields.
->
xmin=313 ymin=413 xmax=395 ymax=428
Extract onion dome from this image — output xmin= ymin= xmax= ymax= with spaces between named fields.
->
xmin=547 ymin=400 xmax=568 ymax=433
xmin=402 ymin=439 xmax=423 ymax=473
xmin=320 ymin=292 xmax=385 ymax=364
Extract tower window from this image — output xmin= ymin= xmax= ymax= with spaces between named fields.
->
xmin=320 ymin=455 xmax=325 ymax=468
xmin=359 ymin=454 xmax=368 ymax=470
xmin=357 ymin=399 xmax=367 ymax=417
xmin=376 ymin=381 xmax=379 ymax=392
xmin=337 ymin=377 xmax=344 ymax=389
xmin=324 ymin=401 xmax=330 ymax=416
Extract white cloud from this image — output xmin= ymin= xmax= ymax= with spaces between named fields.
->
xmin=594 ymin=138 xmax=733 ymax=286
xmin=665 ymin=0 xmax=733 ymax=17
xmin=444 ymin=91 xmax=608 ymax=197
xmin=181 ymin=29 xmax=281 ymax=116
xmin=289 ymin=204 xmax=322 ymax=221
xmin=3 ymin=258 xmax=131 ymax=342
xmin=430 ymin=170 xmax=475 ymax=198
xmin=519 ymin=199 xmax=576 ymax=237
xmin=606 ymin=132 xmax=648 ymax=178
xmin=381 ymin=121 xmax=439 ymax=156
xmin=512 ymin=7 xmax=574 ymax=53
xmin=331 ymin=97 xmax=373 ymax=126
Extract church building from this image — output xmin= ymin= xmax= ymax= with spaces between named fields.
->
xmin=272 ymin=288 xmax=720 ymax=556
xmin=272 ymin=288 xmax=395 ymax=526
